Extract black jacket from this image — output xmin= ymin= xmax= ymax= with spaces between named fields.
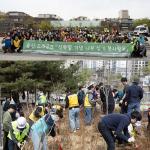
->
xmin=101 ymin=113 xmax=130 ymax=142
xmin=125 ymin=82 xmax=143 ymax=104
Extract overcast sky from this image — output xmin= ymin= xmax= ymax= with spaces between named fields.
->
xmin=0 ymin=0 xmax=150 ymax=20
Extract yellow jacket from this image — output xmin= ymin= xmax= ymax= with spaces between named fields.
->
xmin=29 ymin=106 xmax=45 ymax=123
xmin=84 ymin=94 xmax=92 ymax=107
xmin=68 ymin=94 xmax=79 ymax=108
xmin=13 ymin=39 xmax=20 ymax=48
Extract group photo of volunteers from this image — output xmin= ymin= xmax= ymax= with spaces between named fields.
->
xmin=1 ymin=26 xmax=148 ymax=58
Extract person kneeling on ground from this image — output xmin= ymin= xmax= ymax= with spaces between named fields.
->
xmin=30 ymin=106 xmax=63 ymax=150
xmin=7 ymin=117 xmax=30 ymax=150
xmin=11 ymin=36 xmax=22 ymax=53
xmin=98 ymin=111 xmax=142 ymax=150
xmin=2 ymin=33 xmax=12 ymax=53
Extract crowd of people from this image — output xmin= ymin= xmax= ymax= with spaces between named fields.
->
xmin=64 ymin=76 xmax=148 ymax=150
xmin=1 ymin=76 xmax=150 ymax=150
xmin=1 ymin=27 xmax=148 ymax=57
xmin=2 ymin=92 xmax=63 ymax=150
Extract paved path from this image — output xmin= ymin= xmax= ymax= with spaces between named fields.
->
xmin=1 ymin=52 xmax=150 ymax=61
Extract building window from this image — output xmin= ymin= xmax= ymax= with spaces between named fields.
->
xmin=14 ymin=18 xmax=19 ymax=22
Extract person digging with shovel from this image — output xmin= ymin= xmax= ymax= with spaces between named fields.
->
xmin=7 ymin=117 xmax=30 ymax=150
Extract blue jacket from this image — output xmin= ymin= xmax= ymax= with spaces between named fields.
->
xmin=4 ymin=38 xmax=11 ymax=48
xmin=125 ymin=83 xmax=143 ymax=104
xmin=101 ymin=113 xmax=130 ymax=142
xmin=138 ymin=36 xmax=145 ymax=45
xmin=31 ymin=115 xmax=54 ymax=137
xmin=77 ymin=90 xmax=85 ymax=105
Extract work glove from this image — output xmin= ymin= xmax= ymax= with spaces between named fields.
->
xmin=119 ymin=100 xmax=123 ymax=104
xmin=22 ymin=140 xmax=27 ymax=145
xmin=124 ymin=102 xmax=128 ymax=106
xmin=128 ymin=136 xmax=135 ymax=143
xmin=17 ymin=142 xmax=23 ymax=148
xmin=119 ymin=100 xmax=123 ymax=107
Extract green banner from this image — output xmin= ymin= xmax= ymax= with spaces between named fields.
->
xmin=23 ymin=40 xmax=134 ymax=57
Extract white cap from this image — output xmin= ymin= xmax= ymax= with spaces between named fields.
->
xmin=17 ymin=117 xmax=27 ymax=129
xmin=39 ymin=92 xmax=43 ymax=96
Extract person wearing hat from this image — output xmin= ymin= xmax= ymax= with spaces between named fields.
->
xmin=125 ymin=78 xmax=143 ymax=114
xmin=36 ymin=92 xmax=47 ymax=106
xmin=30 ymin=106 xmax=63 ymax=150
xmin=7 ymin=117 xmax=30 ymax=150
xmin=84 ymin=84 xmax=96 ymax=125
xmin=3 ymin=104 xmax=17 ymax=150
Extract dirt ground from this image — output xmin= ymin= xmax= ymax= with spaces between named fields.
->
xmin=22 ymin=104 xmax=150 ymax=150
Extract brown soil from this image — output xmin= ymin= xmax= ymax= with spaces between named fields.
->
xmin=22 ymin=104 xmax=150 ymax=150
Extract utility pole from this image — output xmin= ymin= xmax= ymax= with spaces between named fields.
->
xmin=126 ymin=60 xmax=128 ymax=78
xmin=0 ymin=86 xmax=3 ymax=149
xmin=103 ymin=60 xmax=111 ymax=115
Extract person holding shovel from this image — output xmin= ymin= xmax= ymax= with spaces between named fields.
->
xmin=7 ymin=117 xmax=30 ymax=150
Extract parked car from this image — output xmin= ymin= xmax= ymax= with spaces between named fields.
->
xmin=134 ymin=25 xmax=149 ymax=36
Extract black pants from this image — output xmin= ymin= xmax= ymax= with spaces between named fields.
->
xmin=102 ymin=103 xmax=115 ymax=114
xmin=102 ymin=102 xmax=106 ymax=114
xmin=147 ymin=123 xmax=150 ymax=131
xmin=108 ymin=103 xmax=115 ymax=114
xmin=3 ymin=131 xmax=9 ymax=150
xmin=11 ymin=45 xmax=22 ymax=53
xmin=8 ymin=139 xmax=20 ymax=150
xmin=28 ymin=119 xmax=34 ymax=127
xmin=98 ymin=122 xmax=115 ymax=150
xmin=2 ymin=46 xmax=11 ymax=53
xmin=121 ymin=103 xmax=128 ymax=114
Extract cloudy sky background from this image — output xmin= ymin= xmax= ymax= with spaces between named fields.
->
xmin=0 ymin=0 xmax=150 ymax=20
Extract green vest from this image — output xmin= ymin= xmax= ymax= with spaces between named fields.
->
xmin=8 ymin=121 xmax=29 ymax=143
xmin=40 ymin=95 xmax=47 ymax=104
xmin=36 ymin=95 xmax=47 ymax=105
xmin=132 ymin=38 xmax=138 ymax=50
